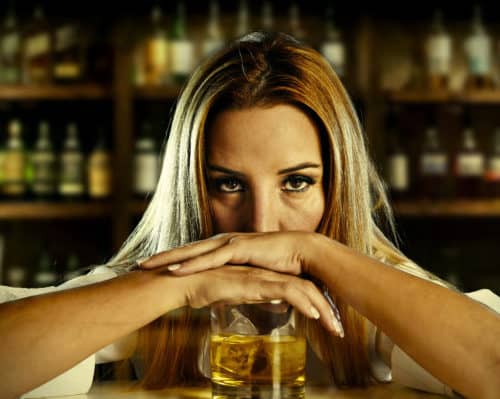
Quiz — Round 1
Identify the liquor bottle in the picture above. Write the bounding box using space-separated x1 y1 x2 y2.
2 119 27 198
320 3 345 80
5 264 26 287
87 128 112 199
32 249 57 288
425 10 451 90
52 19 85 83
63 252 81 281
201 0 225 59
234 0 250 38
0 7 21 84
31 120 57 199
385 111 409 200
464 5 494 90
133 122 159 197
419 122 449 199
22 5 52 85
168 1 195 83
288 2 306 42
261 1 274 32
59 123 85 200
455 120 484 198
485 128 500 197
143 6 169 86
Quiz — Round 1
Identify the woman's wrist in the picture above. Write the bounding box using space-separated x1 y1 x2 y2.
129 268 188 314
305 233 352 292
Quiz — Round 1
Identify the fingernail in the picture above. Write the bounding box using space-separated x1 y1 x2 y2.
136 257 151 267
310 306 320 320
167 264 181 271
270 299 283 304
330 309 345 338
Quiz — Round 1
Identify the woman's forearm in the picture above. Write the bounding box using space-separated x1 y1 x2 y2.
0 270 186 398
310 235 500 399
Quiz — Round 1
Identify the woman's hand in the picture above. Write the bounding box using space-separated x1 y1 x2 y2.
140 232 345 336
139 231 322 276
173 264 342 336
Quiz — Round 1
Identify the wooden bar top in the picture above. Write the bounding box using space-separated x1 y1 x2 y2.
55 382 446 398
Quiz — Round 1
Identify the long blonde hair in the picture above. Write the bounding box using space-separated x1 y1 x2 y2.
107 32 441 388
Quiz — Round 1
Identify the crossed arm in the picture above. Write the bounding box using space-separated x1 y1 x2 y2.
1 231 499 399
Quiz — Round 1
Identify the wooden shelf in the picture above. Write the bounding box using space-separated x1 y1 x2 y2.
385 89 500 104
134 85 182 100
0 84 112 100
0 201 113 220
393 199 500 217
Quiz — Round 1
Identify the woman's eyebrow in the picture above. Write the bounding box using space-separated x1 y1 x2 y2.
207 165 245 177
277 162 321 175
207 162 321 176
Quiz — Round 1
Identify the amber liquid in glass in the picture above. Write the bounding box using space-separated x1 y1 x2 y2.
211 334 306 399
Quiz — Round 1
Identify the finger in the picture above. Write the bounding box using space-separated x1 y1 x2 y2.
260 274 344 337
168 237 252 274
299 279 344 337
139 233 236 268
235 272 320 321
169 234 288 275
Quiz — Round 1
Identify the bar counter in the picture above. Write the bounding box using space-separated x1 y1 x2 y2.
51 382 446 398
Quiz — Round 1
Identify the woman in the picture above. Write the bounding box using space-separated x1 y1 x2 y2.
1 32 499 399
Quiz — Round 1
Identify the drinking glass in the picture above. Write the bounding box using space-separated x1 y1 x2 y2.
210 301 306 399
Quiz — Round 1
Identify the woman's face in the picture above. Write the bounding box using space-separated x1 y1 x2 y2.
206 104 325 233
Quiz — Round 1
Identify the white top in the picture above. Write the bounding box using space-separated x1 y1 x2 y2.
1 265 499 398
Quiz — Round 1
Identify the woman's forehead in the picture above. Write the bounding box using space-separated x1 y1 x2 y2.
205 104 323 172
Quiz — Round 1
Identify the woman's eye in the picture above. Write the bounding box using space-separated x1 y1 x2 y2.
283 175 315 192
214 177 244 193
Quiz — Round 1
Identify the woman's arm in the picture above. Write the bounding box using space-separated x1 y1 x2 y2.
0 264 331 399
0 270 180 398
145 232 500 399
309 234 500 399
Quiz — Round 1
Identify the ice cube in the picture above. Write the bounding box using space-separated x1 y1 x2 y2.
269 321 294 339
215 335 263 378
223 308 259 335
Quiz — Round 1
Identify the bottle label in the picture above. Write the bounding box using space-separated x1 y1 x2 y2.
54 63 81 79
421 154 447 175
25 33 50 58
485 157 500 181
34 271 57 287
388 154 409 191
55 25 76 51
60 152 84 195
1 66 20 83
134 154 159 194
3 152 25 181
1 33 20 55
464 35 491 75
456 154 484 176
88 153 112 197
321 43 345 76
32 152 57 194
3 151 26 195
169 40 195 75
427 35 451 75
202 39 224 58
147 38 169 68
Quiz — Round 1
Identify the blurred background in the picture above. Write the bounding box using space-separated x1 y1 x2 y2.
0 0 499 296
